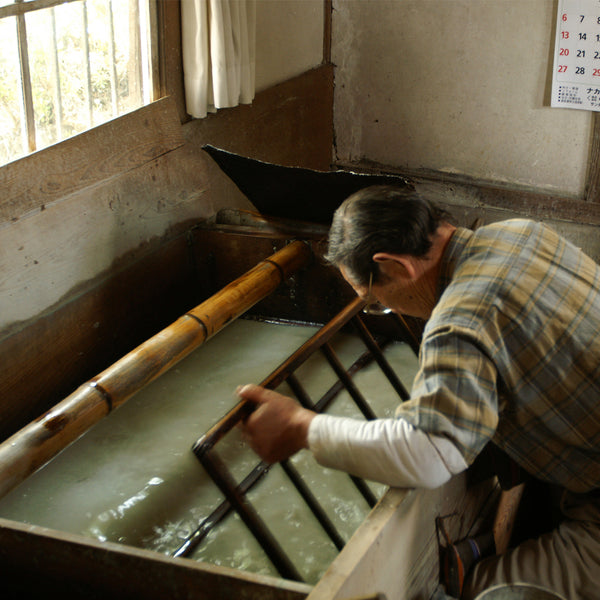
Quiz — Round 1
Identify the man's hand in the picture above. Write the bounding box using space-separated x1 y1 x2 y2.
237 384 316 463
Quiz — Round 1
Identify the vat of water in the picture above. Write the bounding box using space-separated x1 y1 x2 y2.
0 313 497 600
0 318 418 584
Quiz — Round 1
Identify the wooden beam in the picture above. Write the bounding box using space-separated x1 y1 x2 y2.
0 0 78 19
156 0 187 123
493 483 526 555
189 229 356 326
585 112 600 203
0 96 184 225
323 0 332 64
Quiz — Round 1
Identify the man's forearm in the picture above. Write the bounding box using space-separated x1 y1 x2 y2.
307 414 468 488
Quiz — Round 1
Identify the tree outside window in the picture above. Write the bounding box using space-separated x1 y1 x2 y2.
0 0 156 166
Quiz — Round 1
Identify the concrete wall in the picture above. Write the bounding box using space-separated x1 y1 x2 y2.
332 0 592 197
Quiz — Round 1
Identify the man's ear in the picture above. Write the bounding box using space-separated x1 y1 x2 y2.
372 252 417 279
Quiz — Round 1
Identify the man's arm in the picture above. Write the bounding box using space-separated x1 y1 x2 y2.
237 384 467 488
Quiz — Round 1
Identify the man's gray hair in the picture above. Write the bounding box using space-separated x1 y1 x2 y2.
325 185 451 286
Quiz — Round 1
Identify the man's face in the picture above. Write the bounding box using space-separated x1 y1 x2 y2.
339 261 433 320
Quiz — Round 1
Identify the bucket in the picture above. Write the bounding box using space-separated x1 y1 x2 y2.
475 584 567 600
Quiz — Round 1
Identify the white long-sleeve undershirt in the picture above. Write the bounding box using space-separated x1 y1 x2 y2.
307 414 468 489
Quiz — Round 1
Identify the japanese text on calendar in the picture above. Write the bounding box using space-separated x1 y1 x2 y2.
551 0 600 111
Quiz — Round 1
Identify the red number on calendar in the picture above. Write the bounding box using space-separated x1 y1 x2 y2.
560 48 570 56
562 31 570 39
562 13 567 21
558 65 568 73
593 69 600 76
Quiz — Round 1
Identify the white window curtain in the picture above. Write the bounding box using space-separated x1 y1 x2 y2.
181 0 256 119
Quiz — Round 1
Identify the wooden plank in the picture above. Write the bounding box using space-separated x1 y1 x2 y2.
0 139 250 333
157 0 188 123
493 483 525 555
189 229 356 326
337 160 600 226
0 96 184 225
185 64 335 172
307 475 496 600
323 0 332 64
0 517 312 600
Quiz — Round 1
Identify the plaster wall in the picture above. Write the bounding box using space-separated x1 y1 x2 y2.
255 0 325 91
332 0 592 197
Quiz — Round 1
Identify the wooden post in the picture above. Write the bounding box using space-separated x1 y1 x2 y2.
585 113 600 203
0 241 311 500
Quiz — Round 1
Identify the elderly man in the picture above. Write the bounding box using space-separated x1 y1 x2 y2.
237 185 600 599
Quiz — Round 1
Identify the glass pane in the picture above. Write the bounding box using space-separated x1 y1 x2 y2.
26 7 64 150
111 0 145 112
0 16 26 164
12 0 150 160
52 1 96 135
84 0 146 123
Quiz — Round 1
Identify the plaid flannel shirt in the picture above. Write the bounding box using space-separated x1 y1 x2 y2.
396 219 600 493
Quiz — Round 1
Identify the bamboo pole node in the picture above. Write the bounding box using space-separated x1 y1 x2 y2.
88 381 113 412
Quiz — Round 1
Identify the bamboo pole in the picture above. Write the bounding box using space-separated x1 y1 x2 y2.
0 241 312 500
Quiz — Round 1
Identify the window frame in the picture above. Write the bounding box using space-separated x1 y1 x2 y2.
0 0 160 161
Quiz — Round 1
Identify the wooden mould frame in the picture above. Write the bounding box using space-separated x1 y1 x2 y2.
185 297 411 581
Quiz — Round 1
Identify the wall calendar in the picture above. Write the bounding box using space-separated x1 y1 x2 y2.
551 0 600 111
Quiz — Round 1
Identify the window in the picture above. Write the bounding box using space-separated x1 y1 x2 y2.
0 0 157 166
